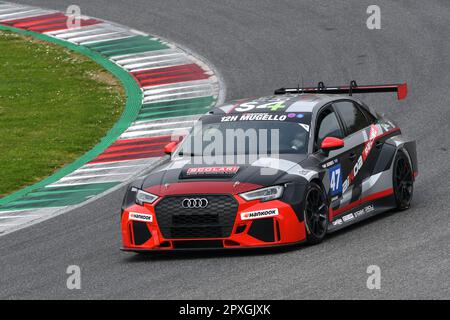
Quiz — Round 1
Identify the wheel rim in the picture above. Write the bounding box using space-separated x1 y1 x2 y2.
305 187 328 237
394 156 413 208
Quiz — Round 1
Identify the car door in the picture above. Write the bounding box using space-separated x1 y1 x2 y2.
313 105 349 205
333 100 375 207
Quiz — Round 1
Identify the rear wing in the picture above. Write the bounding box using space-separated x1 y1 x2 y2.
274 81 408 100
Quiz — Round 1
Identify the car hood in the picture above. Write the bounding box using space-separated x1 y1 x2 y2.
140 154 310 195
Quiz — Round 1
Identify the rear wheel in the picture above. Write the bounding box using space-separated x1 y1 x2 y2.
393 150 414 210
303 182 329 245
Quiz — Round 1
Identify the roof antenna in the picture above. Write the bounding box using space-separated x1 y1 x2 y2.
301 75 304 93
296 68 304 94
349 80 357 96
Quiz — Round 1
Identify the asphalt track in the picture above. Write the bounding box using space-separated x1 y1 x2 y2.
1 0 449 299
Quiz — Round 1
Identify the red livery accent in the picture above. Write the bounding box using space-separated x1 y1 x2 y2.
144 181 261 197
397 83 408 100
121 197 306 251
342 125 398 193
377 127 401 140
363 124 380 160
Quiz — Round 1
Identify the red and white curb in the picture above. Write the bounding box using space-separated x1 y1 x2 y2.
0 2 224 235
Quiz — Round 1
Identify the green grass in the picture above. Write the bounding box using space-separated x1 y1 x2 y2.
0 31 125 197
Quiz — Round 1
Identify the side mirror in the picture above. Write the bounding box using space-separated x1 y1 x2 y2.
321 137 344 152
164 141 179 155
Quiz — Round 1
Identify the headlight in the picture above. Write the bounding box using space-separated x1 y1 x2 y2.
136 190 159 205
239 185 284 202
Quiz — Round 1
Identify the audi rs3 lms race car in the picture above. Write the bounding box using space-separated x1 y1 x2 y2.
121 82 417 252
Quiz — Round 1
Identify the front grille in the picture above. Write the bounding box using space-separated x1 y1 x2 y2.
172 214 218 225
171 226 222 238
155 195 238 239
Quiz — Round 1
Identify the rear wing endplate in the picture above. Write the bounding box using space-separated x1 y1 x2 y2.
274 81 408 100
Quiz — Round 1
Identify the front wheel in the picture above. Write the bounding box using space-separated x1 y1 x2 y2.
303 182 329 245
393 150 414 210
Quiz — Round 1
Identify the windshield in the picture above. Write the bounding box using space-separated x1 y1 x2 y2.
176 113 311 157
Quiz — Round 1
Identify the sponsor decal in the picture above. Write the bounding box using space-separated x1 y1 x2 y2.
129 212 153 223
186 166 240 175
287 113 305 119
322 158 339 169
241 208 279 220
221 115 239 122
221 113 287 122
342 213 355 222
332 204 375 227
235 99 289 113
342 155 363 193
363 125 380 160
353 204 375 218
342 125 380 193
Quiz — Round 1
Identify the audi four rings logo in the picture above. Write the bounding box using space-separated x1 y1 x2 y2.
182 198 209 208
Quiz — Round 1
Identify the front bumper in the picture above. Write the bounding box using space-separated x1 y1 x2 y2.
121 195 306 251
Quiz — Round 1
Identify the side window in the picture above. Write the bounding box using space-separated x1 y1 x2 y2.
334 101 370 136
359 105 377 124
315 107 344 149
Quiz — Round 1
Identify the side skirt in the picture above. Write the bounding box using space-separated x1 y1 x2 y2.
327 195 396 233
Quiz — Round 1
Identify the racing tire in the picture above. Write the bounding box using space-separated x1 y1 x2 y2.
393 149 414 210
303 182 329 245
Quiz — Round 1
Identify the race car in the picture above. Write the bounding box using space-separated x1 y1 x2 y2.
121 81 417 252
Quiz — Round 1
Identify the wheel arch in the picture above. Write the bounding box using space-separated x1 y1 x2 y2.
386 136 418 180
